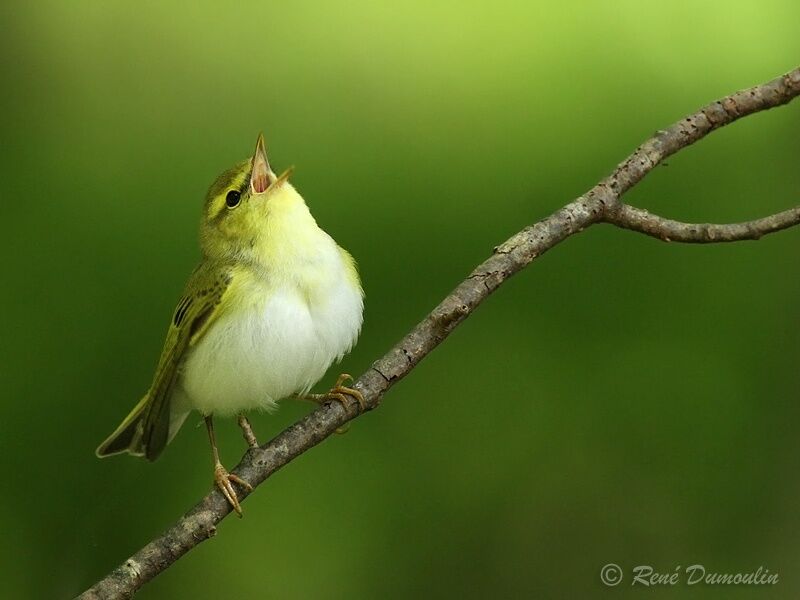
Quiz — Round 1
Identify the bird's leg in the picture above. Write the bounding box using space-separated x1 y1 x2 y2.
302 373 366 412
237 414 259 449
205 415 252 517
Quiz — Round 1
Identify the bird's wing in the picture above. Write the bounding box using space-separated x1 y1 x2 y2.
96 261 234 461
140 262 234 460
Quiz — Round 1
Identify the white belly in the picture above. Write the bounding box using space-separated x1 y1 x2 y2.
179 274 363 417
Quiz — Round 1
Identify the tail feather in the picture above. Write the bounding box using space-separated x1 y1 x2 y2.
95 395 149 458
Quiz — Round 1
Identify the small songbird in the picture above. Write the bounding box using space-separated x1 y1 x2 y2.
96 134 364 514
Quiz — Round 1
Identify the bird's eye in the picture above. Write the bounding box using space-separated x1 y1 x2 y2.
225 190 241 208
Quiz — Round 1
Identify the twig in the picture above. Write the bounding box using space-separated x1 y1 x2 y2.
78 67 800 600
604 204 800 242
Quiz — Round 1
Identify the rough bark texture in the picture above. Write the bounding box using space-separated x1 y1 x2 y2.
79 67 800 600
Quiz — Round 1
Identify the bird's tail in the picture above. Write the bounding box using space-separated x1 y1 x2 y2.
95 395 149 458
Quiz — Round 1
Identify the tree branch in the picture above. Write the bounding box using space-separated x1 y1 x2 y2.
79 67 800 600
604 204 800 243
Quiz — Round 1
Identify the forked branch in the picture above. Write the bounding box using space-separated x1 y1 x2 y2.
79 67 800 600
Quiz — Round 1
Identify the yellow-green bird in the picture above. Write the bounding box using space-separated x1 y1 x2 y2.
96 134 364 514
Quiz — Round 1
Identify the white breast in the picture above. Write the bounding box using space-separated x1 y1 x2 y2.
179 256 363 417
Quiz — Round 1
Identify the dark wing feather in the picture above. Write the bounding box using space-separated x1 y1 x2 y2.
138 263 232 460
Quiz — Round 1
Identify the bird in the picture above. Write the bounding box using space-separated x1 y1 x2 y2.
96 134 364 514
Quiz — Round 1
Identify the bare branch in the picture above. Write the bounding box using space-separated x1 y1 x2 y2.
605 204 800 243
79 67 800 600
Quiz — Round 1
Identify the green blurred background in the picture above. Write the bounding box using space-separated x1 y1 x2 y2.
2 1 799 598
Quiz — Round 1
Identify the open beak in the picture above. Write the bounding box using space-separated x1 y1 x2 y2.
250 133 273 194
273 166 294 188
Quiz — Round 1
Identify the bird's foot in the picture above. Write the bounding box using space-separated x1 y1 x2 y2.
303 374 365 412
214 462 253 517
296 374 364 434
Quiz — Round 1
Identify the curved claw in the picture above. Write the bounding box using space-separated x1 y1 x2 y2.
335 373 354 387
214 463 252 517
329 386 366 412
330 373 366 412
299 374 366 414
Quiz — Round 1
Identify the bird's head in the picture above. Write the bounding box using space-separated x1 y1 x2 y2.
200 134 301 261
